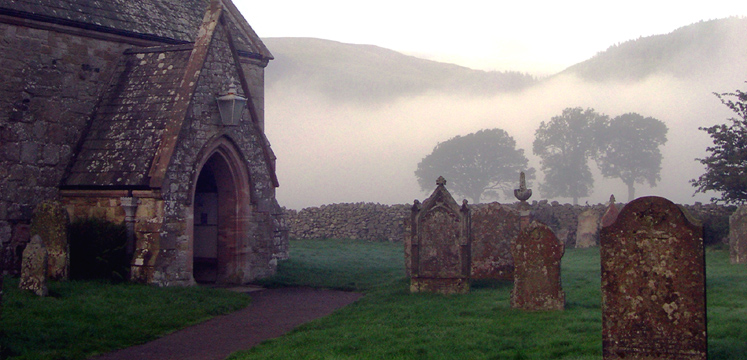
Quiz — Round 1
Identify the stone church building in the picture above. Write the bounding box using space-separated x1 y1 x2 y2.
0 0 288 286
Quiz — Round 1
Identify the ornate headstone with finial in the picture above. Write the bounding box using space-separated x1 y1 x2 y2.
514 171 532 229
407 176 471 294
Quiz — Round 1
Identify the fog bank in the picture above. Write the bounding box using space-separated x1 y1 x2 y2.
265 73 742 210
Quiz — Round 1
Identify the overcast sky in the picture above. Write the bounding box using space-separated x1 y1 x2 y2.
236 1 747 75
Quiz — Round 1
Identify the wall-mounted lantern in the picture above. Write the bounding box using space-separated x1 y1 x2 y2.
216 82 247 126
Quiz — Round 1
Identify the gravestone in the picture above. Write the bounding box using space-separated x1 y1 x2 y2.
575 208 601 248
403 201 418 277
30 201 70 280
408 177 471 294
470 203 519 280
600 195 620 228
600 196 706 360
510 221 565 310
19 235 48 296
729 204 747 264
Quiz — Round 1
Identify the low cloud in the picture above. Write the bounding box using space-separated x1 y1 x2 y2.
265 73 741 209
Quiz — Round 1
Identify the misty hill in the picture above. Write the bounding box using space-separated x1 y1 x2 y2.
561 17 747 82
263 17 747 103
262 37 537 103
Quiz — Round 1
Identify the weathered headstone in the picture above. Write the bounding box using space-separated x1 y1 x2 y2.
575 208 601 248
470 203 519 280
729 204 747 264
19 235 49 296
600 196 706 360
600 194 620 228
30 201 70 280
408 177 471 294
3 223 30 276
403 200 418 278
510 220 565 311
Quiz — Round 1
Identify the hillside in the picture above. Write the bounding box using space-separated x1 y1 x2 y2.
262 37 537 103
263 17 747 100
560 17 747 82
261 18 747 210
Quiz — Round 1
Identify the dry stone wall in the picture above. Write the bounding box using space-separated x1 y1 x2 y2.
284 201 735 246
284 203 410 242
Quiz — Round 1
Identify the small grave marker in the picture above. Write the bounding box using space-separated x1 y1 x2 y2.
19 234 48 296
30 201 70 280
575 208 601 248
510 221 565 311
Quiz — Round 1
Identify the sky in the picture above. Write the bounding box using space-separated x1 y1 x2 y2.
236 1 747 75
232 1 747 209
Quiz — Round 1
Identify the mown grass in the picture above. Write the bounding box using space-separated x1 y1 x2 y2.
230 239 747 360
254 238 405 291
0 279 251 360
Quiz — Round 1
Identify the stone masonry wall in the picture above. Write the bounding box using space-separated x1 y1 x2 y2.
0 22 132 273
284 203 411 242
285 201 736 246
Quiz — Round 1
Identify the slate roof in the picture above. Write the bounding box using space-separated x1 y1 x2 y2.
5 0 276 188
65 47 192 187
1 0 208 43
0 0 273 59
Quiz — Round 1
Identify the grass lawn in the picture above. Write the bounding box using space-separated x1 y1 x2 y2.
230 239 747 360
0 279 250 360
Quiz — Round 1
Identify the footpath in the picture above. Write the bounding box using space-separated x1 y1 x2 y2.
91 287 362 360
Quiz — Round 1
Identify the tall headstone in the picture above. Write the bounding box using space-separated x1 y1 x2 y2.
19 235 48 296
30 201 70 280
600 196 706 360
470 203 519 280
729 204 747 264
510 221 565 311
408 177 471 294
575 208 601 248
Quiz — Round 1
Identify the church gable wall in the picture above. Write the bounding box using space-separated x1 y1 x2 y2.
152 19 280 285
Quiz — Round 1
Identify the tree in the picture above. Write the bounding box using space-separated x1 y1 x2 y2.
691 84 747 204
415 128 534 203
595 113 668 201
533 107 608 205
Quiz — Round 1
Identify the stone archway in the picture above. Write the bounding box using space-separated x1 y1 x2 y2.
191 138 252 284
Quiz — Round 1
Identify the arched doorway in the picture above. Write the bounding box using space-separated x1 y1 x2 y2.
193 157 220 283
192 141 250 284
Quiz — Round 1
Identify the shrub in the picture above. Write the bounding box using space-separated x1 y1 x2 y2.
703 214 731 246
69 218 129 281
